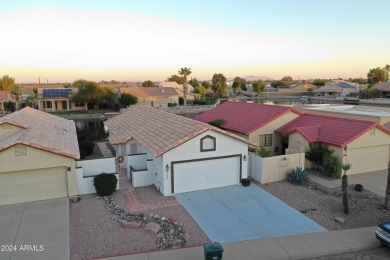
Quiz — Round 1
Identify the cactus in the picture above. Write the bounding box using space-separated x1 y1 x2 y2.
288 167 308 186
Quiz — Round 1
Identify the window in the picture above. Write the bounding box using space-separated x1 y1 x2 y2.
259 134 273 147
200 135 216 152
75 101 85 107
15 145 27 156
43 101 52 109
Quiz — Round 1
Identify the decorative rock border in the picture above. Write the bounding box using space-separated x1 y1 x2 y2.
103 197 189 249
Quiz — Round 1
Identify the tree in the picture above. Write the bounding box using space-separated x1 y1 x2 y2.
341 163 352 214
142 80 154 87
232 77 242 92
196 85 207 98
189 78 199 88
167 74 184 84
0 75 15 91
119 93 137 107
384 163 390 210
252 80 266 94
201 81 211 89
281 76 294 85
351 78 367 84
271 80 287 88
312 79 327 86
178 67 192 106
71 79 113 110
367 64 390 86
361 86 380 99
211 73 227 97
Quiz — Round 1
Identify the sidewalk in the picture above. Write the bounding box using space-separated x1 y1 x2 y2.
100 226 380 260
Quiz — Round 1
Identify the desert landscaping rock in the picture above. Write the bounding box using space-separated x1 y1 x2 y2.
183 233 191 241
145 222 161 234
121 221 141 229
335 217 345 224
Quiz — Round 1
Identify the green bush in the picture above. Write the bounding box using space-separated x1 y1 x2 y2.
93 173 118 197
354 184 364 192
79 148 87 159
322 154 341 178
167 102 177 107
209 119 225 128
192 99 207 105
305 143 333 169
79 140 94 155
288 167 308 186
257 147 271 157
179 97 184 105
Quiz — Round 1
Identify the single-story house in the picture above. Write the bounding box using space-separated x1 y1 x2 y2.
275 114 390 175
158 81 198 101
315 81 358 97
119 87 180 107
0 107 80 206
372 81 390 98
37 88 88 112
0 91 16 113
105 105 253 196
195 101 303 154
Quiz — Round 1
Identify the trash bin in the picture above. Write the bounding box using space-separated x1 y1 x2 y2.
242 178 251 187
203 242 223 260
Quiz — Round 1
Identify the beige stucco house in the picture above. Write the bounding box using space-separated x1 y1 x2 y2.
119 87 180 107
0 107 80 206
37 88 88 112
276 114 390 175
196 101 303 154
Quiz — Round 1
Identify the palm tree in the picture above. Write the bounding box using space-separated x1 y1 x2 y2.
384 163 390 210
341 163 352 214
178 67 192 106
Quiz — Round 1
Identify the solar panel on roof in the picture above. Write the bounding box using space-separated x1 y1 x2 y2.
42 89 72 98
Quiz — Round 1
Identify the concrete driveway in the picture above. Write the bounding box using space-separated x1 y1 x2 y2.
176 185 326 243
0 198 69 260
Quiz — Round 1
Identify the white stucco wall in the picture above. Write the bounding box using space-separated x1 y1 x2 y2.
76 158 116 177
162 130 249 196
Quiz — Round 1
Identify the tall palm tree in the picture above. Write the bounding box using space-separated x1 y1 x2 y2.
384 163 390 210
178 67 192 106
341 163 352 214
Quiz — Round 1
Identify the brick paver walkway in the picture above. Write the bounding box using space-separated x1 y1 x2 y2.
119 169 180 213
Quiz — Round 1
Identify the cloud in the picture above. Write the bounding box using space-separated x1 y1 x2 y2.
0 7 339 70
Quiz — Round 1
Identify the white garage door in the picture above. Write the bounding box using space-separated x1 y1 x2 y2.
0 167 68 206
172 156 240 194
347 145 389 175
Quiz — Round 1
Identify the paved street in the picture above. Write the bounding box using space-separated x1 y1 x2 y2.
303 246 390 260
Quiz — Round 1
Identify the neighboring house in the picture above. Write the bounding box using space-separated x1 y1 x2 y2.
119 87 179 107
195 101 303 154
0 107 80 206
159 81 198 101
37 88 87 112
372 82 390 98
0 91 15 113
275 114 390 175
315 81 358 97
105 105 252 196
278 83 316 92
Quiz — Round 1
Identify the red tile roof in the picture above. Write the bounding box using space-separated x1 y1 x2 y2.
105 106 254 157
195 101 303 135
0 107 80 159
276 114 390 147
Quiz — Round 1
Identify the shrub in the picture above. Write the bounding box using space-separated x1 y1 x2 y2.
322 154 341 178
167 102 177 107
209 119 225 128
79 140 95 155
79 148 87 159
192 99 207 105
305 143 333 169
257 147 271 157
288 167 309 186
93 173 118 197
354 184 364 192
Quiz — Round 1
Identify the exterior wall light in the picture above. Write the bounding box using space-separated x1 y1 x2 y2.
243 155 247 161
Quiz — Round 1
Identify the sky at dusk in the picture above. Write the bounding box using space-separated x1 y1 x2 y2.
1 0 390 83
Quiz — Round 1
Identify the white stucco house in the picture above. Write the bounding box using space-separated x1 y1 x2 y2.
105 106 254 196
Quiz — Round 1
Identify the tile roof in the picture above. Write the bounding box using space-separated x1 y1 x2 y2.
195 101 303 135
159 82 195 92
275 114 390 147
373 82 390 91
120 87 179 98
0 91 12 102
105 106 253 157
0 107 79 159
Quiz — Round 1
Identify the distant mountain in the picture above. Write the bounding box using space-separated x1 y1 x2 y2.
226 75 273 81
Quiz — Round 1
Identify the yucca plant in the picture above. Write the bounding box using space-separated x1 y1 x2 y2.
288 167 308 186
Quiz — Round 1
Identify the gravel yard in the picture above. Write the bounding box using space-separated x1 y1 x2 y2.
70 187 209 260
260 179 390 230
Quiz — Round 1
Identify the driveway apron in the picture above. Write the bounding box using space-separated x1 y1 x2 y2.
176 185 326 243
